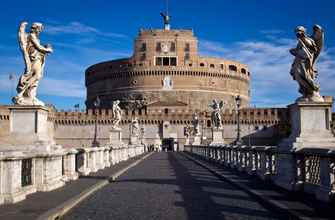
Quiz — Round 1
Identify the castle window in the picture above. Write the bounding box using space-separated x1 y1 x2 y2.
163 57 169 66
184 53 190 61
170 57 177 66
164 108 169 114
207 120 211 127
156 57 162 66
210 64 215 68
241 68 246 74
189 63 192 67
156 42 161 52
185 43 190 52
140 53 146 61
155 56 177 66
229 65 237 72
220 64 224 69
170 42 176 52
140 42 146 52
200 63 205 67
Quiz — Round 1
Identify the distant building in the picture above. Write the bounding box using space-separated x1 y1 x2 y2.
85 25 250 111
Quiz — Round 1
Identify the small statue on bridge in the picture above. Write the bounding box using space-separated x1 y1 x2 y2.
111 100 122 129
131 117 140 137
13 22 53 106
290 24 324 102
209 100 224 129
192 113 201 136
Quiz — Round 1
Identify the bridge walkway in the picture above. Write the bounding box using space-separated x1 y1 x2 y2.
62 152 316 220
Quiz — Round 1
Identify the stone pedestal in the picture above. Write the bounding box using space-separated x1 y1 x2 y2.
130 136 140 145
276 100 335 191
6 106 55 148
280 101 335 150
192 135 201 145
210 129 224 146
110 129 122 144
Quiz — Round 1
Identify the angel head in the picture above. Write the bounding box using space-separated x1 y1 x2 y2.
31 22 44 34
295 26 306 39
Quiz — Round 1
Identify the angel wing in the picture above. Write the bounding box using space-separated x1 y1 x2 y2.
18 21 31 74
312 24 324 66
219 101 224 110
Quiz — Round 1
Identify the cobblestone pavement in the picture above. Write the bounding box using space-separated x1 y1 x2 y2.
62 152 289 220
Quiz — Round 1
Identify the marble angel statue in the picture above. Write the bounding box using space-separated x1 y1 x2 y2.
131 117 140 137
192 113 201 136
13 22 53 106
111 100 122 129
289 25 324 102
209 100 224 129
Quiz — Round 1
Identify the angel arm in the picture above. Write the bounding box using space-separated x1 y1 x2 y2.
30 34 53 54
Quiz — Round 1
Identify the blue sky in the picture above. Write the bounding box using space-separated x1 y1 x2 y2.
0 0 334 110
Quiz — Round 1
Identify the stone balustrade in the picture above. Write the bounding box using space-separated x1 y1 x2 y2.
0 144 145 205
184 144 335 202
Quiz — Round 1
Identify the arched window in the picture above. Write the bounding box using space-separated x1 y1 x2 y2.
200 63 205 67
229 65 237 72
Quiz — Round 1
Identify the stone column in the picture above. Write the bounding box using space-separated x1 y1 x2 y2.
63 149 79 181
88 148 98 173
34 152 65 192
77 148 91 176
1 154 29 203
104 146 111 168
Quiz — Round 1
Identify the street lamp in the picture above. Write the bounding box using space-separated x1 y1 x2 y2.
235 95 242 145
92 96 101 147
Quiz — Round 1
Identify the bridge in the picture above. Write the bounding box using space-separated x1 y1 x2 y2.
1 149 334 220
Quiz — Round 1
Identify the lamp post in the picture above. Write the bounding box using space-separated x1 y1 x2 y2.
235 95 241 145
92 96 101 147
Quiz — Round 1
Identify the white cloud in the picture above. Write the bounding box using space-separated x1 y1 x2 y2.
39 77 85 98
0 74 85 98
199 35 335 107
44 21 129 39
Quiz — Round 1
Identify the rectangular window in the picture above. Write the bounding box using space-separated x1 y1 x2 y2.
140 53 146 61
170 42 176 52
156 57 162 66
185 43 190 52
156 42 161 52
140 43 146 52
163 57 170 66
184 53 190 60
170 57 177 66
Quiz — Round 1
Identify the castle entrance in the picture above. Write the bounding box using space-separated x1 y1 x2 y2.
162 138 174 151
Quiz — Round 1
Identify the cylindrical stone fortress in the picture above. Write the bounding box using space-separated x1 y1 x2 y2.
86 29 250 110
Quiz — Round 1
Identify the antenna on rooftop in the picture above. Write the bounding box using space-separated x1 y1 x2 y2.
160 0 171 30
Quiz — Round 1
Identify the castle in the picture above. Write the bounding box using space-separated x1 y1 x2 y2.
0 16 294 150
